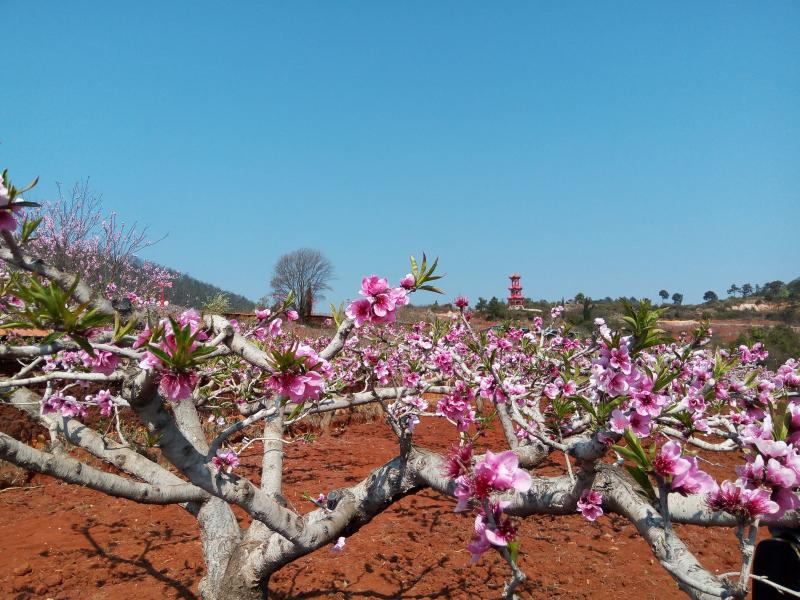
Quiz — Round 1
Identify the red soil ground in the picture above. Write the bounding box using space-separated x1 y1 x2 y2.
0 415 759 600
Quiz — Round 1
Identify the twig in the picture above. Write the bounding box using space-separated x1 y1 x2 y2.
719 571 800 599
0 484 45 494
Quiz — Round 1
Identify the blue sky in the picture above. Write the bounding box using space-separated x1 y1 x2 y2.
3 2 798 307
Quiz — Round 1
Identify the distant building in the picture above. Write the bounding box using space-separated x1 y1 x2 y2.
508 274 524 310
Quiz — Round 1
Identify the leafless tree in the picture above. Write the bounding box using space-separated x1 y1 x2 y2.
268 248 333 319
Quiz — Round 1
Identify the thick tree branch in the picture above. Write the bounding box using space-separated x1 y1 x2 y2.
0 234 117 316
0 432 206 503
8 388 190 490
601 467 730 599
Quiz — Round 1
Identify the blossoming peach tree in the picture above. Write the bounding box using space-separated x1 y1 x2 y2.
0 169 799 599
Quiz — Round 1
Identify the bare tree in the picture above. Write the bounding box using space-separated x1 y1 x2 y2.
268 248 333 319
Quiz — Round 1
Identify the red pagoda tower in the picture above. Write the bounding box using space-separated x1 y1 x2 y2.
508 274 524 310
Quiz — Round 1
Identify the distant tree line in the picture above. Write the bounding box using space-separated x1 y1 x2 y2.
725 279 800 301
658 277 800 307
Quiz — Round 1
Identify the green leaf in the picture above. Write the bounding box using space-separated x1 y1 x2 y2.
287 401 306 421
39 331 65 345
507 540 520 564
625 465 657 500
70 334 95 355
146 344 174 366
20 217 42 244
10 200 41 208
417 285 444 294
653 367 679 392
622 428 651 468
612 444 643 465
571 396 597 419
770 399 789 442
18 175 39 193
0 321 33 329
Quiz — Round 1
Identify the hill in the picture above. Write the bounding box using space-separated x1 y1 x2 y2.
165 270 255 311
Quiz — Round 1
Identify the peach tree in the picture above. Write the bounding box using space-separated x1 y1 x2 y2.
0 169 798 600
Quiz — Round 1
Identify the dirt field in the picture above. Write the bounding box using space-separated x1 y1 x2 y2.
0 413 759 600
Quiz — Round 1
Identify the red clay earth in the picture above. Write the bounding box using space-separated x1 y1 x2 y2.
0 414 761 600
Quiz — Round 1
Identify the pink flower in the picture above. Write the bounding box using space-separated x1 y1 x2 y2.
453 475 475 512
400 274 415 289
607 372 631 397
0 203 21 232
444 444 473 480
433 351 454 375
80 349 119 376
454 296 469 309
651 440 715 494
577 489 604 521
287 310 299 321
139 351 163 370
3 295 24 309
255 308 271 320
42 392 65 414
467 501 516 563
331 536 346 552
736 454 765 485
268 318 283 337
632 391 666 418
437 393 476 432
766 458 797 488
132 327 153 349
58 396 87 419
371 292 396 318
94 389 114 417
754 438 790 459
773 487 800 517
609 409 629 434
268 370 325 403
159 371 199 401
654 441 687 477
403 371 421 388
347 276 409 327
345 298 373 327
629 412 652 437
609 347 632 375
672 456 716 495
360 275 390 297
466 525 492 563
473 450 532 495
707 480 779 520
212 449 240 474
543 383 560 400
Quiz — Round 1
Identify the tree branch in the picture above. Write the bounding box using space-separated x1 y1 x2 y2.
0 432 206 504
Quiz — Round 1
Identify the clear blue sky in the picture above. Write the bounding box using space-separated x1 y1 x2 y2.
3 2 798 306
